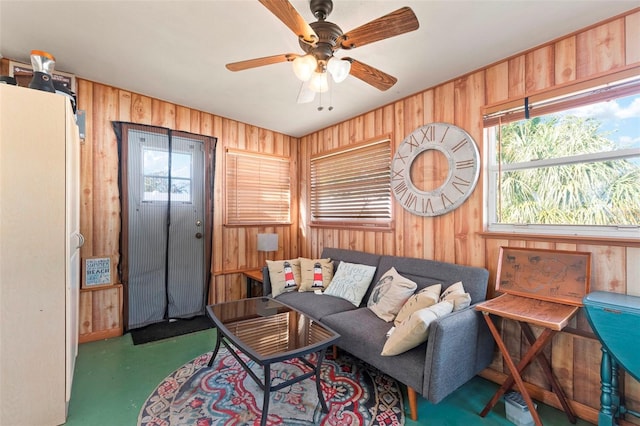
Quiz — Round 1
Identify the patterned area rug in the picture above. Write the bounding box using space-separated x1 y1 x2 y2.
138 348 405 426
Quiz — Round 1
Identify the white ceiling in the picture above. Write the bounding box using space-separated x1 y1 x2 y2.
1 1 638 137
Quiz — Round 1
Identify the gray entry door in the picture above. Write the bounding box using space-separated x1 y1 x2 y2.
127 129 206 329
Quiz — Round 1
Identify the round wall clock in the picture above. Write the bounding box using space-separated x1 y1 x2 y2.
391 122 480 216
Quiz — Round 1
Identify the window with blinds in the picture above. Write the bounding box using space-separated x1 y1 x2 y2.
310 137 392 228
225 149 291 225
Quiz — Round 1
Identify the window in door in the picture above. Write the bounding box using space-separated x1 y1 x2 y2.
142 148 193 203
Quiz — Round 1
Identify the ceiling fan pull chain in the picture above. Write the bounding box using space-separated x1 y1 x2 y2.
317 89 323 111
328 78 334 111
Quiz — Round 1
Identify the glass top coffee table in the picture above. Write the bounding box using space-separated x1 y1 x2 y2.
206 297 340 426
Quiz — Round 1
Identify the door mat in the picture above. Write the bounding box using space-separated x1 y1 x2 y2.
130 316 213 345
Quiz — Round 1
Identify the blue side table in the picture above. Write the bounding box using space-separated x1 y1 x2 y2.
584 291 640 425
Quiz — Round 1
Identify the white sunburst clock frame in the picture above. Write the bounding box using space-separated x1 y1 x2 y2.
391 122 480 216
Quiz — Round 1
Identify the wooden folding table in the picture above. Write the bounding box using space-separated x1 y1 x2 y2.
476 293 579 426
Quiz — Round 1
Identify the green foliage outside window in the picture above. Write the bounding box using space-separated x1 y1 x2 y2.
496 116 640 226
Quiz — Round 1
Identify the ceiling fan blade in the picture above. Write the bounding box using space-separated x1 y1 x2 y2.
258 0 318 44
339 7 419 50
346 58 397 91
297 82 316 104
226 53 298 71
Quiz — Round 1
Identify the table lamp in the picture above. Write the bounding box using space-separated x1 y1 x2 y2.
257 233 278 260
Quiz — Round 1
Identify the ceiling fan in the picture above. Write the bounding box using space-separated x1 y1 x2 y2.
226 0 420 102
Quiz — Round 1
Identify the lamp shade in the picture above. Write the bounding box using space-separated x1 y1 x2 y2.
257 233 278 252
309 72 329 93
327 57 351 83
292 54 317 82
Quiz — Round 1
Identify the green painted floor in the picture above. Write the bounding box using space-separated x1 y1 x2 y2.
66 329 593 425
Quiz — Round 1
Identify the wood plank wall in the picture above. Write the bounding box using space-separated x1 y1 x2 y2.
72 81 300 306
298 9 640 425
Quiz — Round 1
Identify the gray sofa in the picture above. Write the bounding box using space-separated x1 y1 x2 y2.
262 247 494 420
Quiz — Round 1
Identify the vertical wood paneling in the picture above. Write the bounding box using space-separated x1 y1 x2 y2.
625 373 640 425
508 56 526 98
555 36 577 85
526 45 555 93
454 71 485 268
131 94 152 124
627 11 640 65
118 91 132 121
175 105 191 132
552 332 574 400
573 337 602 409
628 247 640 297
151 98 175 128
589 245 626 293
403 94 424 258
91 84 120 257
485 61 509 105
433 82 455 263
576 18 625 78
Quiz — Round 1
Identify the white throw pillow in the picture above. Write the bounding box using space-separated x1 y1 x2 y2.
394 283 442 326
381 301 454 356
324 261 377 306
266 259 301 297
440 281 472 311
367 267 417 322
298 258 333 292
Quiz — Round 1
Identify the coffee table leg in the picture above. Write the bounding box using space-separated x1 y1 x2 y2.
207 329 222 367
316 348 329 413
261 363 271 426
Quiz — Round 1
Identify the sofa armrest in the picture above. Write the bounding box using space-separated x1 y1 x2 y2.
422 304 495 403
261 266 272 296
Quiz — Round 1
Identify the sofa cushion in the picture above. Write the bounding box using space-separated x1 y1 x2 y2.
367 267 417 322
322 307 426 392
376 255 489 305
394 283 442 326
298 258 333 292
382 301 454 356
324 261 377 306
266 259 302 297
439 281 472 311
274 291 357 320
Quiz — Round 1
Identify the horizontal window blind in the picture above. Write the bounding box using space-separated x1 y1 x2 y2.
310 138 391 225
225 149 290 225
484 72 640 127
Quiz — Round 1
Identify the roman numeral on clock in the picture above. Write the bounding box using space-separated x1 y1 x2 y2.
391 168 405 182
441 193 453 209
451 175 471 194
403 192 417 211
452 138 468 152
393 180 408 198
456 159 476 169
421 125 436 142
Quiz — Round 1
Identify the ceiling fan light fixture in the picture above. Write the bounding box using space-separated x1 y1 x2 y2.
309 71 329 93
327 57 350 83
292 54 317 81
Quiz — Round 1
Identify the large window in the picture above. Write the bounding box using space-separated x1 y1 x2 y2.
484 73 640 238
310 137 392 228
225 149 291 225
